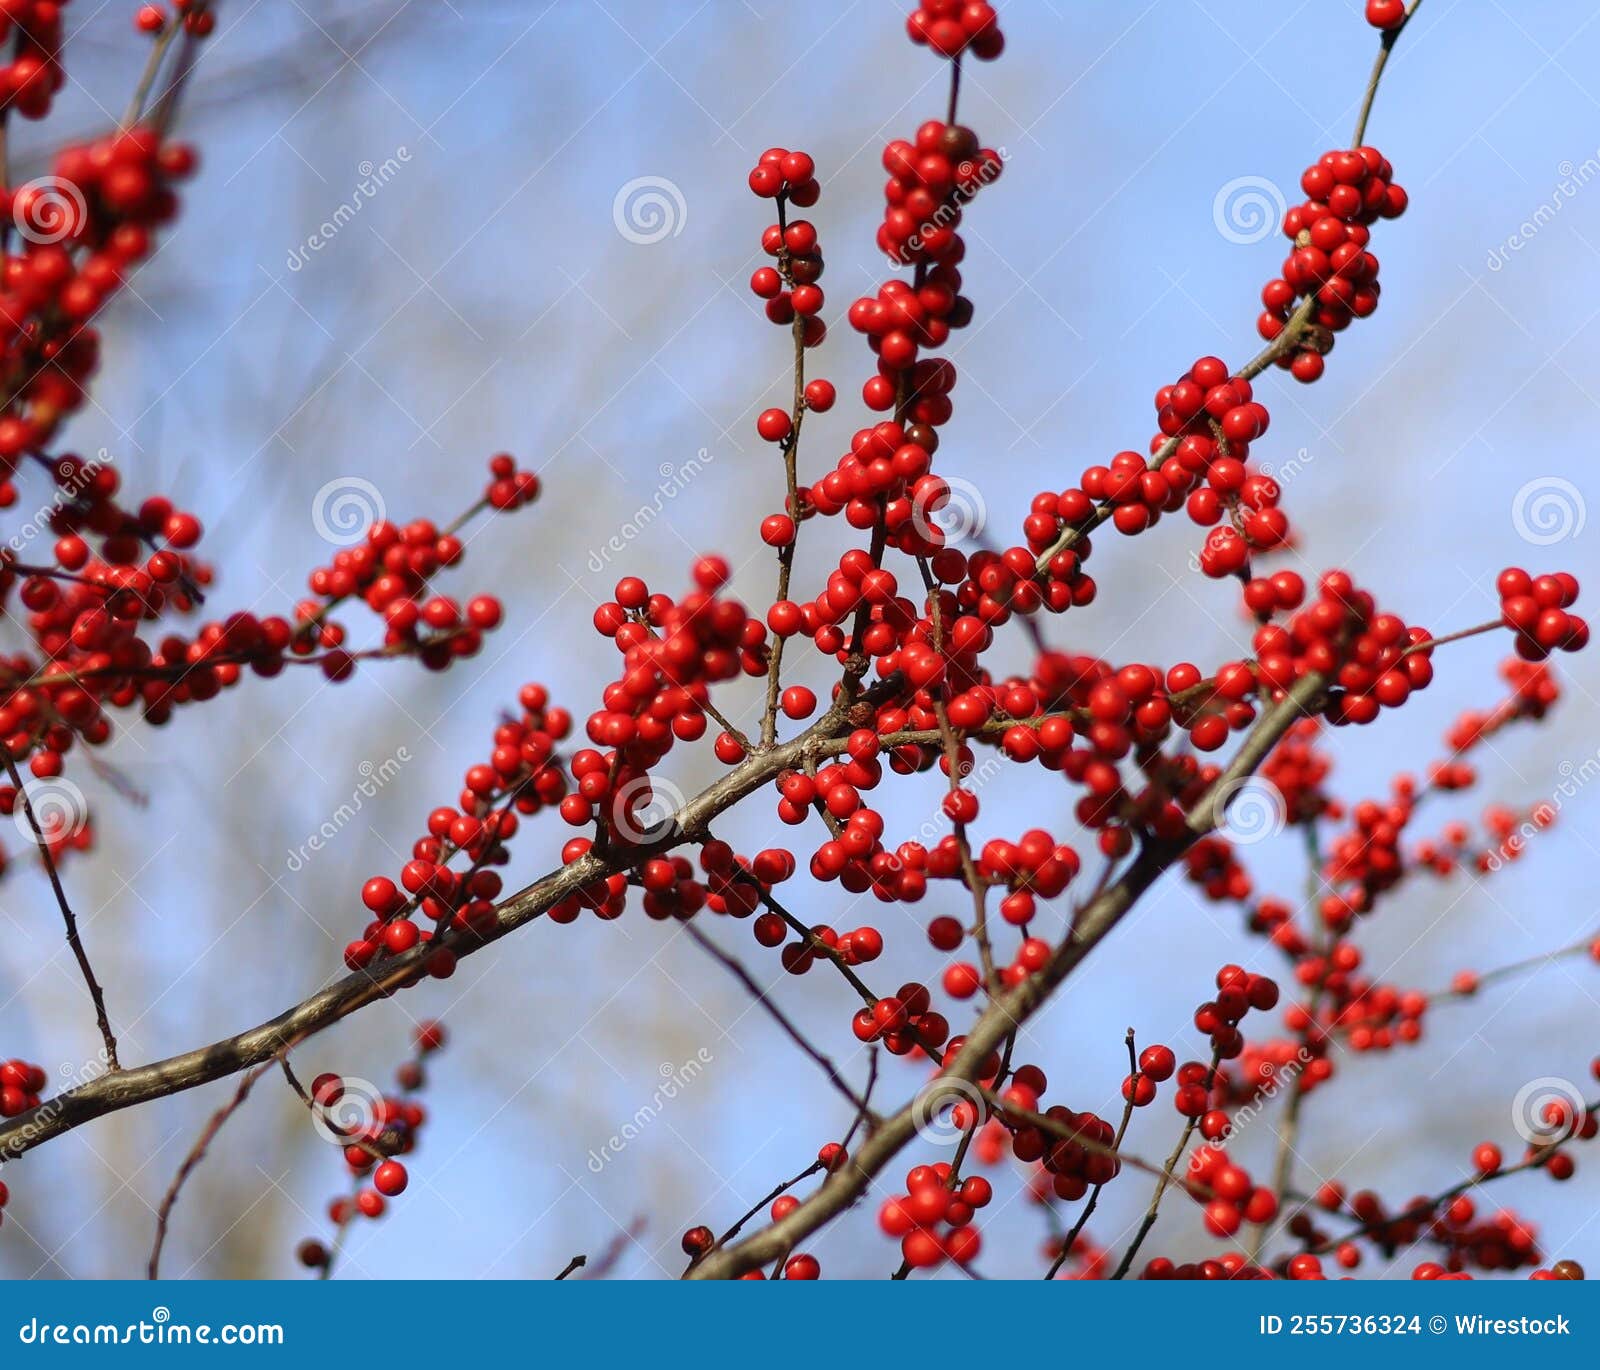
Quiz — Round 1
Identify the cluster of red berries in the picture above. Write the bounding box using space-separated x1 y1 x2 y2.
1185 835 1255 906
769 914 886 974
1017 374 1287 607
1334 978 1428 1054
694 839 774 921
302 533 490 668
1151 358 1284 551
0 1061 41 1217
1257 717 1333 823
1186 1145 1279 1238
134 1 213 36
1253 570 1432 724
483 451 541 512
1412 802 1553 878
1260 147 1407 383
1277 933 1424 1058
296 1021 443 1271
1496 567 1587 661
0 1057 45 1119
975 1060 1116 1204
348 685 570 973
1189 966 1281 1077
747 150 827 352
0 453 534 878
1293 664 1564 944
1222 1034 1333 1106
1016 146 1403 603
846 114 998 454
0 128 194 474
878 1161 989 1268
0 0 70 120
850 981 947 1056
971 829 1080 929
853 124 997 381
1118 1042 1175 1108
168 462 520 690
905 0 1003 59
577 560 765 836
1 467 207 746
1434 660 1561 792
783 420 939 557
1310 1181 1545 1276
746 147 820 207
1319 795 1413 930
17 132 190 325
772 733 907 889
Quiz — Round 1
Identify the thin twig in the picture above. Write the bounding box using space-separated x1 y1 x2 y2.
1047 1028 1138 1278
123 14 185 128
759 191 811 749
2 747 119 1069
680 919 874 1119
1292 1096 1599 1263
147 1061 272 1279
1110 1046 1225 1280
1353 0 1425 148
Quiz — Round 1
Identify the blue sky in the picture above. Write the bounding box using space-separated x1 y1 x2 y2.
0 0 1596 1279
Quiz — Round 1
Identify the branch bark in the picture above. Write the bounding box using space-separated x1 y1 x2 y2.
0 691 879 1161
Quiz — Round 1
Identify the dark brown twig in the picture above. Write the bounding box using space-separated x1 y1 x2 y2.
680 919 873 1119
1046 1028 1139 1279
1353 0 1425 148
146 1060 272 1279
1110 1046 1225 1280
2 746 119 1070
